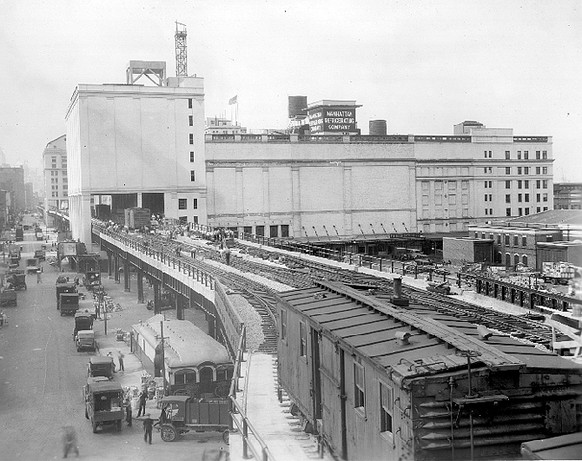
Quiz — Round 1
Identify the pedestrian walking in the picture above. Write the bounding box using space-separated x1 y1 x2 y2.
143 414 153 444
61 425 79 458
137 389 148 417
124 395 132 427
117 350 125 371
36 269 42 284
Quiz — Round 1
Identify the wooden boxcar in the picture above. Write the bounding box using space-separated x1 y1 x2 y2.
132 314 233 398
277 281 582 461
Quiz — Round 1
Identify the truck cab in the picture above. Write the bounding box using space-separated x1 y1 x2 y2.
84 380 124 433
87 356 115 379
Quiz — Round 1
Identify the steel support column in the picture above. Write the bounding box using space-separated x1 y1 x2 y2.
176 294 184 320
137 270 144 303
153 282 160 315
123 259 130 292
107 251 113 278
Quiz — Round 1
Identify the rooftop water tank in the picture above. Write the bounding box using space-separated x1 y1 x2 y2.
288 96 308 119
369 119 387 136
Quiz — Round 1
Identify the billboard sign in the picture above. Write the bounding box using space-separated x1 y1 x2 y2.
308 107 357 133
59 242 78 257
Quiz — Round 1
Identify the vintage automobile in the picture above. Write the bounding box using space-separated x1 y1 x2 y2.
83 271 101 291
87 356 115 379
6 273 26 291
0 289 17 307
76 330 97 352
59 292 80 316
84 379 124 433
74 311 94 338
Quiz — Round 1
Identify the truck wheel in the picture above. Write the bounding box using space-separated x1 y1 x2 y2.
160 424 177 442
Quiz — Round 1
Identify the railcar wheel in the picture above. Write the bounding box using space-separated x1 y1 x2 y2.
160 424 177 442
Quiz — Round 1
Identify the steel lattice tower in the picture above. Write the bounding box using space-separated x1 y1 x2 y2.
175 21 188 77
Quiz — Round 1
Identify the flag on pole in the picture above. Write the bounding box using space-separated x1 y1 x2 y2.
228 95 238 105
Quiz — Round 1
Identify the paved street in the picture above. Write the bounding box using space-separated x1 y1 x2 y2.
0 233 227 460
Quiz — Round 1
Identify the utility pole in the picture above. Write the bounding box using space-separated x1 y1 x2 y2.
160 319 167 396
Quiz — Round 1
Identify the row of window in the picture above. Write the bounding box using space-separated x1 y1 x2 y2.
485 150 548 160
505 206 548 216
178 198 198 210
504 193 549 203
505 179 548 189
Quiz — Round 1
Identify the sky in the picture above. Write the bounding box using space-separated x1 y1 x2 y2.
0 0 581 181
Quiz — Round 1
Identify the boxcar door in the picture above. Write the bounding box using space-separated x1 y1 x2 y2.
319 336 347 459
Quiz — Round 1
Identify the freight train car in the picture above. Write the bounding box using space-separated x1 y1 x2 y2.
276 280 582 461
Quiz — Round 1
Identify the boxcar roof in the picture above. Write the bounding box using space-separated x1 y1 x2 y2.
278 282 582 380
133 314 232 368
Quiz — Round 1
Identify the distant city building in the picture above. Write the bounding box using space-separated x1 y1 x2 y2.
205 117 247 135
205 120 554 239
24 182 34 209
0 166 25 213
554 182 582 210
65 61 207 244
42 134 68 212
469 210 582 270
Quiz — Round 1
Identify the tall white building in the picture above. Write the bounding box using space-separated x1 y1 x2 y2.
42 134 68 213
65 61 207 245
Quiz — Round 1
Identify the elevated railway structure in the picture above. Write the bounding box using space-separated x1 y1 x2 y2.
92 222 573 360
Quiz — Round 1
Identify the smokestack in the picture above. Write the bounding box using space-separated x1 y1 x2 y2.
391 277 409 307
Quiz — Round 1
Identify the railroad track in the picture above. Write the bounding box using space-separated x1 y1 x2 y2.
118 232 567 352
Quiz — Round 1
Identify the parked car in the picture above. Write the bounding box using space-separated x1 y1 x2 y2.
76 330 97 352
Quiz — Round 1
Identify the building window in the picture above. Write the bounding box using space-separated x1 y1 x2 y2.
485 209 488 215
354 363 365 410
536 193 541 202
542 150 547 159
517 167 522 175
536 151 541 159
522 236 527 246
188 98 192 109
484 194 488 202
536 167 540 175
505 194 511 203
178 199 187 210
505 180 511 189
190 171 196 182
518 180 522 189
178 216 188 225
518 194 522 203
524 151 529 160
525 193 529 202
299 322 307 357
506 167 511 175
193 216 198 224
524 167 529 175
542 180 548 189
537 207 541 213
543 167 548 175
255 225 265 236
536 180 541 189
506 208 511 217
504 235 510 245
190 151 195 162
193 198 198 210
281 225 289 238
505 151 510 159
517 151 522 160
280 309 287 340
524 208 530 215
524 180 529 188
518 208 523 216
543 193 548 202
189 133 194 144
270 225 278 238
243 226 252 235
189 115 193 126
379 381 393 436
